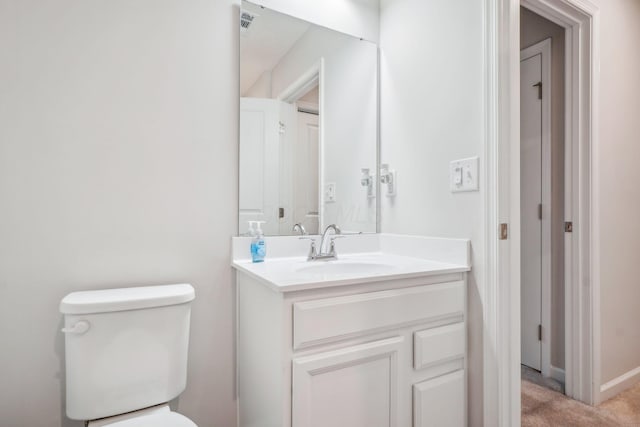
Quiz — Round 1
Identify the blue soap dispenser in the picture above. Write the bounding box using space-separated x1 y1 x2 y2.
251 221 266 263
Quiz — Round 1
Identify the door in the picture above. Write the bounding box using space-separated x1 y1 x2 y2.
239 98 281 235
520 39 551 372
521 49 542 371
293 110 319 234
413 370 465 427
276 103 319 235
292 337 403 427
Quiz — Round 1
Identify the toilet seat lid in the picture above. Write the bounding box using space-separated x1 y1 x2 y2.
99 411 196 427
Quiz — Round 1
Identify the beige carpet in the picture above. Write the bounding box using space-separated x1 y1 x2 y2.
600 383 640 426
522 379 640 426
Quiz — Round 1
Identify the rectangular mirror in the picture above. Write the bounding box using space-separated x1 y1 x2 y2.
239 1 378 236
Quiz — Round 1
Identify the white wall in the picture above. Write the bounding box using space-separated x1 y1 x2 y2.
593 0 640 391
270 26 378 233
379 0 485 424
520 7 565 372
0 1 379 426
245 70 273 98
256 0 379 42
0 1 238 426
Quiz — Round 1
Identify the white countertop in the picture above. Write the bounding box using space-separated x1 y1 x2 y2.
233 252 469 292
231 234 471 293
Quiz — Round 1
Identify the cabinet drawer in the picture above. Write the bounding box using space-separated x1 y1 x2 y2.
414 322 465 370
293 281 464 349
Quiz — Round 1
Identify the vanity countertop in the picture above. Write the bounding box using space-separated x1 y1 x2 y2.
232 252 469 292
231 234 471 293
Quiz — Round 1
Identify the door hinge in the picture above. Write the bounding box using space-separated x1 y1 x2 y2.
533 81 542 100
538 204 542 220
499 223 508 240
279 207 285 219
538 324 542 341
565 221 573 232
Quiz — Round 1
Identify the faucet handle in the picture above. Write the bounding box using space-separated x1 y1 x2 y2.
327 236 344 257
299 237 318 260
298 236 317 247
329 235 345 246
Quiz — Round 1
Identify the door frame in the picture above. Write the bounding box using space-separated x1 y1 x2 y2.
520 38 552 379
277 59 326 231
484 0 600 425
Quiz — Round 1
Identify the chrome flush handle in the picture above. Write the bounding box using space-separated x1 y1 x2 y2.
61 320 90 335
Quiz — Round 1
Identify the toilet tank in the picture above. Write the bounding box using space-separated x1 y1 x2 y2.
60 284 195 421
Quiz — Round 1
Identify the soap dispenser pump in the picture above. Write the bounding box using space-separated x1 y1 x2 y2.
246 221 256 237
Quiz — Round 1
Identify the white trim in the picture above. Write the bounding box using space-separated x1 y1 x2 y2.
482 0 519 424
483 0 523 423
520 38 552 379
487 0 600 424
482 0 498 420
277 62 320 103
317 60 326 231
550 365 566 384
600 366 640 402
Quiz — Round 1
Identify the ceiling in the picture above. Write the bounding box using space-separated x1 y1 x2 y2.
240 2 311 95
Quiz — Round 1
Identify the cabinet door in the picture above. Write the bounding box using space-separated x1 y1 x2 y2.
413 370 465 427
292 336 404 427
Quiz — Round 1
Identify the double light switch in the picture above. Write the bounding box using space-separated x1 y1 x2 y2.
450 157 479 192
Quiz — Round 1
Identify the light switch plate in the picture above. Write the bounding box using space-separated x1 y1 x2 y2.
450 157 479 192
324 182 336 202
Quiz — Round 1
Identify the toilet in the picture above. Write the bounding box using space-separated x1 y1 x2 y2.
60 283 197 426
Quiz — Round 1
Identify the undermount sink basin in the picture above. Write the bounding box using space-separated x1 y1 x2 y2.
295 261 397 276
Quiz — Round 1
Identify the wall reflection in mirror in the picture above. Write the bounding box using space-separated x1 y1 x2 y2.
239 1 378 236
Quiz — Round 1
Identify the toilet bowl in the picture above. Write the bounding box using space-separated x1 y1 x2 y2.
60 284 197 426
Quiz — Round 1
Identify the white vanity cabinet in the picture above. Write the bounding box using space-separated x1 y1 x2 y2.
236 271 468 427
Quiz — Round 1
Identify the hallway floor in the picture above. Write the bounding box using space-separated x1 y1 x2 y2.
521 365 564 394
522 379 640 426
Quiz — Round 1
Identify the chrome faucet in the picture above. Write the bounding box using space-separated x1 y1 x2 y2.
301 224 342 261
319 224 341 253
292 223 307 235
299 224 344 261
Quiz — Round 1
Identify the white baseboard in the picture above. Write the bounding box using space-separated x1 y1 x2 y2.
600 365 640 402
550 365 565 384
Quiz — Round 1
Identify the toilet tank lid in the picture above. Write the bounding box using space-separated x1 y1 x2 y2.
60 284 195 314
